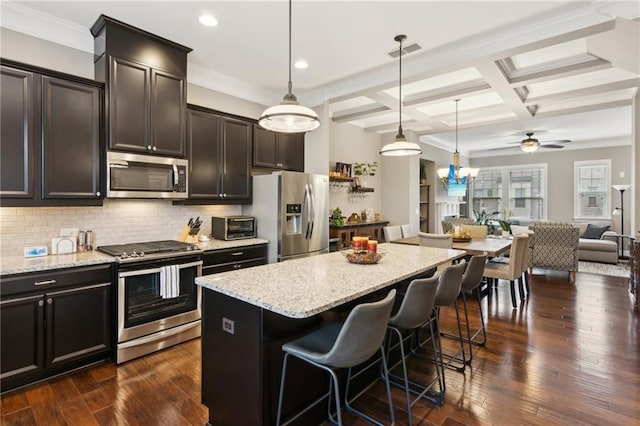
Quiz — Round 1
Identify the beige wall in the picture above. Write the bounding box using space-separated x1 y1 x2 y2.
470 145 633 232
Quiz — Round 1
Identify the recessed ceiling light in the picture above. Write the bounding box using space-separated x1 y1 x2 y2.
199 14 218 27
294 59 308 69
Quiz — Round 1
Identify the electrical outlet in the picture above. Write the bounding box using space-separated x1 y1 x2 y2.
222 317 235 335
60 228 79 237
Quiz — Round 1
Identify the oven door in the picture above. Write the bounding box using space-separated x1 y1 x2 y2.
117 259 202 343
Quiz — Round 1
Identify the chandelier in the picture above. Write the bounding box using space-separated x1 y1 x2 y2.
437 99 479 185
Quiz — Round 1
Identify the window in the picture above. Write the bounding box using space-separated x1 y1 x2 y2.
574 160 610 220
471 164 547 222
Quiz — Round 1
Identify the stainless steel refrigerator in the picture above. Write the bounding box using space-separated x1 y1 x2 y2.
244 171 329 263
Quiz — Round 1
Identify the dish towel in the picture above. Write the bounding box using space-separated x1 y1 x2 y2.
159 265 181 299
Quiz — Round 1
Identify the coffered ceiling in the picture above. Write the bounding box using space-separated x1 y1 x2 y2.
2 1 639 157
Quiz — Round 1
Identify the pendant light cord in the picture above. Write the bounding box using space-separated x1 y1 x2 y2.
287 0 293 97
398 37 403 135
455 99 459 153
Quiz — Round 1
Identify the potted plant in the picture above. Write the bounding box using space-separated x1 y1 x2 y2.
353 162 378 188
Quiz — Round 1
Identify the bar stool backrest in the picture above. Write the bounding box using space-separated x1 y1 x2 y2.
389 275 439 330
321 289 396 368
435 260 466 306
461 252 488 292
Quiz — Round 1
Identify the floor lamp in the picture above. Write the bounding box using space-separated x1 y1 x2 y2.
612 184 631 235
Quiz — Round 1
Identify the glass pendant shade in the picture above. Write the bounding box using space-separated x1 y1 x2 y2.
259 0 319 134
258 100 320 133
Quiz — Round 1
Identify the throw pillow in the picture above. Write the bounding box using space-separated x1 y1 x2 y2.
582 224 610 239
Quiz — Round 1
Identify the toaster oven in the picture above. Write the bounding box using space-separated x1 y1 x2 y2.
211 216 256 240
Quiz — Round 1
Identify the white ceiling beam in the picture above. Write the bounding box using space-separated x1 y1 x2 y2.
403 80 493 107
363 120 420 134
331 104 390 123
534 99 632 118
586 17 640 75
523 78 640 106
507 58 612 86
475 61 532 120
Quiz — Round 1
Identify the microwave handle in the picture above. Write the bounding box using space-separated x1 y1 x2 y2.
172 164 179 191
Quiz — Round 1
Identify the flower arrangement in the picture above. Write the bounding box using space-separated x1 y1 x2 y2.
498 208 513 232
473 208 499 226
353 162 378 177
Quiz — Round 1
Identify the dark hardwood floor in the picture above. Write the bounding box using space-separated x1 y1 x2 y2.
2 269 638 425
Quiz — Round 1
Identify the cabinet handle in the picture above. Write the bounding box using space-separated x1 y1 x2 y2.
96 191 101 197
47 298 53 305
231 252 244 256
35 279 56 286
38 300 44 307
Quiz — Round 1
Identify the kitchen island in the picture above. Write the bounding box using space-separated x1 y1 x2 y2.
196 243 465 425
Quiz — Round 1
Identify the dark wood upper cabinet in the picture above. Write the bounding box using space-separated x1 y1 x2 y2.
0 66 35 199
91 15 191 158
186 106 252 204
253 125 304 172
42 76 101 200
0 60 103 207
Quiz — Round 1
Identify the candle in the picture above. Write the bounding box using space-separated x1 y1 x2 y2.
367 240 378 254
352 237 363 251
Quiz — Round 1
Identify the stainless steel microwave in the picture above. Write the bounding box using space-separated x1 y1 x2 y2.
107 152 188 199
212 216 256 240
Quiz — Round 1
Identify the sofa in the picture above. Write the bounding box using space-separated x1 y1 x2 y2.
573 222 619 264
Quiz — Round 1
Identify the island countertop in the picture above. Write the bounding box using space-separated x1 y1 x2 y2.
196 243 465 319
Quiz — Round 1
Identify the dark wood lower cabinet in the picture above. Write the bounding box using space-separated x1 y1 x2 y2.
0 265 113 392
202 244 267 275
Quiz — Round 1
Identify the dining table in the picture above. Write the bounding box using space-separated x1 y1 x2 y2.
393 235 512 257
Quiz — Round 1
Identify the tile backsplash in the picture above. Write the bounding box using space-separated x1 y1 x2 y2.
0 200 240 258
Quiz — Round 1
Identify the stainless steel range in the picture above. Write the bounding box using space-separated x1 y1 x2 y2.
98 240 203 363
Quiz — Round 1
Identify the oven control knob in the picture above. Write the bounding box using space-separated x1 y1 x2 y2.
120 252 128 259
139 251 145 257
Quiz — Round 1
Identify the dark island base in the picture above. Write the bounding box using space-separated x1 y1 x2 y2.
200 271 433 425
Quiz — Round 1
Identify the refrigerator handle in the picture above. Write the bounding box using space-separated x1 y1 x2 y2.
304 184 311 239
309 184 315 238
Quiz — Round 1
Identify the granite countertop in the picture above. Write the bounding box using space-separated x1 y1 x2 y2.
1 238 270 276
196 243 465 319
1 251 116 276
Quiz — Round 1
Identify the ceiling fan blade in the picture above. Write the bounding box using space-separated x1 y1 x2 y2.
488 145 520 151
541 139 571 144
539 144 565 149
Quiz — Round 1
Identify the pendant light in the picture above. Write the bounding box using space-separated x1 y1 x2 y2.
380 34 422 156
437 99 479 185
258 0 319 133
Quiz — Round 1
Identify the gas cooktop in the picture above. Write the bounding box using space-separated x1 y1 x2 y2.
97 240 201 262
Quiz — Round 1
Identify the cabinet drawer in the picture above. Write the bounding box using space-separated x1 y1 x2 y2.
203 258 266 275
202 245 267 266
1 264 113 298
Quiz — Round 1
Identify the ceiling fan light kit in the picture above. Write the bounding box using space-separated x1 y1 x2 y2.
259 0 320 134
380 34 422 157
521 133 540 153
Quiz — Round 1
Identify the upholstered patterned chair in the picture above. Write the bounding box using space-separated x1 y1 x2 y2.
529 222 580 281
442 217 475 233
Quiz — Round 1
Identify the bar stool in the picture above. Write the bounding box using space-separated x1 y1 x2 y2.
386 275 442 425
276 290 396 426
440 253 487 365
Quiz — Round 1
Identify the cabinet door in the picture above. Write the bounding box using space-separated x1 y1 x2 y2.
45 283 111 368
41 76 102 200
188 109 222 199
109 57 149 153
277 132 304 172
253 125 278 168
0 294 45 381
221 118 252 201
151 69 186 157
0 66 35 199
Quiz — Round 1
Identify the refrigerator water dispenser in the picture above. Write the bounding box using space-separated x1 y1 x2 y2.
285 204 302 235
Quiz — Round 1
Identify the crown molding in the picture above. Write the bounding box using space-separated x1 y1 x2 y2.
0 2 93 53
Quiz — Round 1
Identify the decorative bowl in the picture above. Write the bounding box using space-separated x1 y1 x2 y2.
341 249 385 264
452 236 472 242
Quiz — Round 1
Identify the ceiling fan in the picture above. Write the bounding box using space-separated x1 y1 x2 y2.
491 132 571 153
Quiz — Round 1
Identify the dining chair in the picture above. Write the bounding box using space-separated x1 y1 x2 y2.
483 234 529 308
386 275 443 424
400 224 416 238
461 224 488 239
276 290 396 426
383 225 403 242
418 232 453 249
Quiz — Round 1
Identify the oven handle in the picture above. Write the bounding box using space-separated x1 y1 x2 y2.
118 260 203 278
